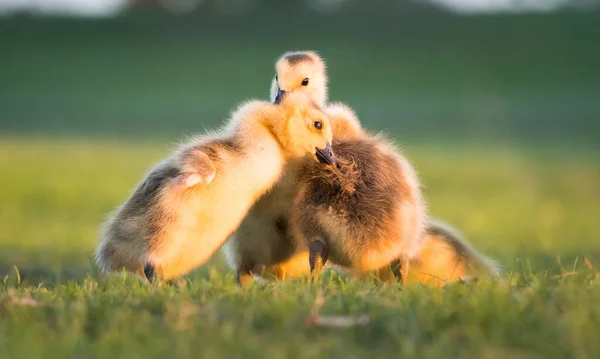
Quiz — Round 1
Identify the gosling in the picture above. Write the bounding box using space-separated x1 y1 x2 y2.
95 91 336 281
222 51 365 285
289 135 426 282
225 51 421 283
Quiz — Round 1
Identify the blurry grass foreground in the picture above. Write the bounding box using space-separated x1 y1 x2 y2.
0 269 600 359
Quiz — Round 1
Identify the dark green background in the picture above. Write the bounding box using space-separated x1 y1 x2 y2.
2 3 599 146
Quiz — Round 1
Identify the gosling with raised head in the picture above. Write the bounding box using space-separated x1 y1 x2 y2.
222 51 365 285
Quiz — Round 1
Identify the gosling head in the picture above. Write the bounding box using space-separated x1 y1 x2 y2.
275 91 336 165
270 51 328 108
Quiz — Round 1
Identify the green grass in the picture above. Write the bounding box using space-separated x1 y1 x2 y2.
1 137 599 358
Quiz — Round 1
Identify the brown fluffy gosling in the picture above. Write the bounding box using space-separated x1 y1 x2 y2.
290 135 426 282
95 91 336 281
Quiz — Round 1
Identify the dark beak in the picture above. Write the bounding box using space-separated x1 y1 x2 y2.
315 143 337 166
274 88 286 104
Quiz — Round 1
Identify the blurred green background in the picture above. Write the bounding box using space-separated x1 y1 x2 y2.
0 0 599 283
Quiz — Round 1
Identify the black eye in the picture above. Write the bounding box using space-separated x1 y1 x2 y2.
301 78 309 86
275 75 278 81
314 121 323 130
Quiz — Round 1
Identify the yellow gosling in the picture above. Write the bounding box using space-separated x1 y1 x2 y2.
95 92 335 281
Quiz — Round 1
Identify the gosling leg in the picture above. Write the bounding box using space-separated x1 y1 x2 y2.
144 263 155 282
390 259 402 282
399 255 410 285
390 257 410 285
309 239 328 283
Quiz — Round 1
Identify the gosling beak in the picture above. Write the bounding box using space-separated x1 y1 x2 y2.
274 88 286 104
315 143 337 166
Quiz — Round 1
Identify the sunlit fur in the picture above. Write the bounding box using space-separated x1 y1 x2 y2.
223 50 499 285
290 134 426 280
222 102 365 283
222 52 359 284
225 51 424 283
406 220 501 286
95 92 333 280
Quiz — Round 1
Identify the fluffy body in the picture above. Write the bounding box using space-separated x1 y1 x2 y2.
96 93 333 280
290 135 426 279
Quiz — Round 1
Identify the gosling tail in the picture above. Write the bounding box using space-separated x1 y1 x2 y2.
407 219 500 286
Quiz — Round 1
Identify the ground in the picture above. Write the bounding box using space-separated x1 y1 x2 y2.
0 138 598 359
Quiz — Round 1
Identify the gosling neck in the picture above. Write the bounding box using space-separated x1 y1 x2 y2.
234 103 288 160
254 105 293 159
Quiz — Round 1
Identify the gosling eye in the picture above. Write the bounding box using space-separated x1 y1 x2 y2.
314 121 323 131
301 78 309 86
275 75 278 81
